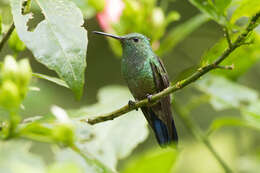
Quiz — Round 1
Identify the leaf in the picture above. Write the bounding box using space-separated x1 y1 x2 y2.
196 75 258 111
157 14 209 56
69 86 149 170
8 29 26 53
0 141 45 173
32 73 69 88
207 117 260 135
214 0 232 14
196 75 260 132
53 148 114 173
231 0 260 24
10 0 87 99
48 162 83 173
122 147 178 173
188 0 227 24
201 32 260 79
0 15 2 34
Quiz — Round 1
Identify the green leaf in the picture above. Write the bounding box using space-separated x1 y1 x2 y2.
122 147 178 173
231 0 260 24
8 29 26 53
207 117 260 135
0 15 2 34
188 0 227 24
0 141 45 173
201 32 260 79
157 14 209 56
32 73 69 88
196 75 260 132
10 0 87 99
48 162 83 173
196 75 258 111
215 0 232 14
69 86 149 170
54 148 114 173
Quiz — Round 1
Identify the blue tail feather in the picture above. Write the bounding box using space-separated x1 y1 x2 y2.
153 117 169 145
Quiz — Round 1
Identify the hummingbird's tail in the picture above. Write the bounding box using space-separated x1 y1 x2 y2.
141 106 178 147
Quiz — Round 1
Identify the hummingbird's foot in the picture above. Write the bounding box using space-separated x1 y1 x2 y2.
128 100 138 111
146 94 153 103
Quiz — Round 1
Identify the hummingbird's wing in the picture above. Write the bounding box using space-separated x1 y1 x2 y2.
150 57 173 134
140 57 178 146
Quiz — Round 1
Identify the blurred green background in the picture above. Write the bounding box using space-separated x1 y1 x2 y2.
1 0 260 172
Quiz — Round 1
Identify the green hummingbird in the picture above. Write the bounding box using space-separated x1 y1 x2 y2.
93 31 178 146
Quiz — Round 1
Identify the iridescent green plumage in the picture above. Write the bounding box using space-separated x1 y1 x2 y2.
93 31 178 146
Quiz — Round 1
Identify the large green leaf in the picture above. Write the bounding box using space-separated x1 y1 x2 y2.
231 0 260 24
196 75 260 133
69 86 149 170
122 147 178 173
0 141 45 173
10 0 87 99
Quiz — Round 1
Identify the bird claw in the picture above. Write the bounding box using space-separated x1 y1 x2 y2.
128 100 138 111
146 94 153 103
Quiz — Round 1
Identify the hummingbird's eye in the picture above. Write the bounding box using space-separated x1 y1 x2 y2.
133 38 139 43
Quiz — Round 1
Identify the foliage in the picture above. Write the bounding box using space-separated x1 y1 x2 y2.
0 0 259 173
11 0 87 99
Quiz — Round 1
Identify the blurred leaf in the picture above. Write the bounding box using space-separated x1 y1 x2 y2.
196 75 258 111
54 148 114 173
157 14 209 56
201 32 260 79
231 0 260 24
188 0 228 24
0 141 45 173
48 162 83 173
215 0 232 14
8 29 26 54
69 85 149 170
0 15 2 34
11 0 87 99
122 147 178 173
196 75 260 132
32 73 69 88
242 101 260 126
88 0 105 12
208 117 260 135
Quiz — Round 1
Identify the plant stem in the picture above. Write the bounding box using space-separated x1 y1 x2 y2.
173 103 233 173
0 22 15 53
70 144 115 173
83 11 260 125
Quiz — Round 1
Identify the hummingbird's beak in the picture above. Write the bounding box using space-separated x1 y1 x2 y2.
92 31 123 40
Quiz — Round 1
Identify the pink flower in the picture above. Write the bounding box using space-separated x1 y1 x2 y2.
97 0 125 32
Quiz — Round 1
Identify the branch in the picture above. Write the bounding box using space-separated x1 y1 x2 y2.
82 11 260 125
0 22 15 52
173 103 233 173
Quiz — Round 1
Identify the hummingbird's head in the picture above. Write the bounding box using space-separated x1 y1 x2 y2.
93 31 152 53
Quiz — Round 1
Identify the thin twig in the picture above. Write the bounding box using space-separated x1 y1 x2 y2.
215 64 234 70
224 26 232 48
81 11 260 125
0 22 15 52
172 103 233 173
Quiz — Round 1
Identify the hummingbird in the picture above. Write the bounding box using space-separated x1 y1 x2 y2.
93 31 178 146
